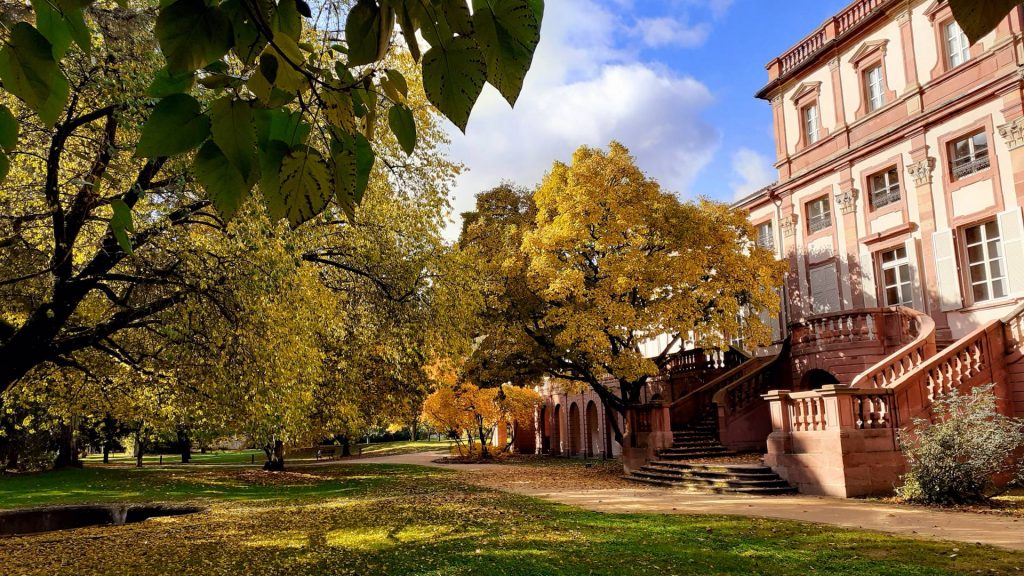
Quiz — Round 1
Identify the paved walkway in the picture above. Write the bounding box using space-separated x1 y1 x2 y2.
348 451 1024 551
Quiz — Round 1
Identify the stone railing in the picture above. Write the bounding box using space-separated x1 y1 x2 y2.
767 386 899 434
777 0 892 75
849 308 936 389
1004 302 1024 361
790 308 891 351
661 347 746 374
669 352 772 429
710 341 789 451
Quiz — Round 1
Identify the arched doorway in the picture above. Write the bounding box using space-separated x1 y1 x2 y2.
551 404 562 455
585 401 600 457
568 403 582 456
801 369 840 390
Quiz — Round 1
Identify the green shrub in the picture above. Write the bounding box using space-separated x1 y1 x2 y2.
897 384 1024 504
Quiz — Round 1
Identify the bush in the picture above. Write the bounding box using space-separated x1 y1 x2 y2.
897 384 1024 504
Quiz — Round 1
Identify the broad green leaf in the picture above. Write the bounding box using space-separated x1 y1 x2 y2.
346 0 390 66
0 23 70 127
136 93 211 158
949 0 1017 44
390 0 421 61
321 86 357 132
330 130 374 216
32 0 73 58
258 140 290 221
352 132 374 204
109 199 134 255
148 66 195 97
441 0 473 35
0 150 9 182
210 97 256 180
406 1 453 48
422 37 486 132
254 108 310 148
155 0 233 74
222 0 267 66
331 148 357 220
295 0 312 18
385 69 408 98
279 147 332 227
388 104 416 155
472 0 542 106
248 37 307 102
194 140 250 220
272 0 303 40
0 105 18 152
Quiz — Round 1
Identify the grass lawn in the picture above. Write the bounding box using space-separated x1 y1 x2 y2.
2 463 1023 575
84 440 451 467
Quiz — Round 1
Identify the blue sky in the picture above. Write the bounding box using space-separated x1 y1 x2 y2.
444 0 851 237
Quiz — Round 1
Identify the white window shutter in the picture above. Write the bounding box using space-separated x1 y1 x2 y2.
997 207 1024 295
904 239 920 310
809 263 840 314
932 229 962 312
859 250 878 307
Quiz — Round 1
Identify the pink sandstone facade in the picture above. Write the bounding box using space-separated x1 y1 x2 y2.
527 0 1024 498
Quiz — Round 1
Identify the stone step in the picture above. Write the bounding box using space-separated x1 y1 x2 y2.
622 475 797 495
659 446 733 456
651 461 771 474
642 465 776 481
631 471 792 490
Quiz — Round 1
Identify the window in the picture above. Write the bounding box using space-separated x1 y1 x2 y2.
865 65 885 112
949 131 990 180
944 20 970 69
869 168 901 210
803 104 820 145
807 196 832 234
878 246 913 307
964 220 1007 303
756 222 774 250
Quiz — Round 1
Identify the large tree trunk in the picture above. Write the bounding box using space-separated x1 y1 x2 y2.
134 429 145 468
102 443 110 464
340 436 352 457
477 418 490 460
177 427 191 464
53 420 81 469
263 439 285 471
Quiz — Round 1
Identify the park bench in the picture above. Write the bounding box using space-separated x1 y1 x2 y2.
315 446 337 461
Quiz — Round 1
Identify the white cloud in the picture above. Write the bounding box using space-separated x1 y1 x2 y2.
442 0 722 239
632 16 710 48
730 147 776 201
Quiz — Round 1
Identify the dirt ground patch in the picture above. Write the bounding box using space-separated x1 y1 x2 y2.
455 459 637 491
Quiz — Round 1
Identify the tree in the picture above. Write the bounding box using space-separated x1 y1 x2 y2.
461 143 784 443
948 0 1019 44
0 0 544 229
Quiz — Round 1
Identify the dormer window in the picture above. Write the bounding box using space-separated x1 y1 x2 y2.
804 104 820 145
944 20 970 68
865 65 885 112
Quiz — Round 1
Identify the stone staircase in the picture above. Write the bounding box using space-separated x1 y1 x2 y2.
625 461 796 494
623 411 796 494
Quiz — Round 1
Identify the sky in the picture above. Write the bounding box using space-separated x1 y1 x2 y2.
442 0 852 239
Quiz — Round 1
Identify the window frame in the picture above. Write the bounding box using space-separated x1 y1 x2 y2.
943 20 970 69
806 195 833 235
962 219 1008 305
926 2 984 81
877 245 914 308
864 64 885 112
868 167 902 211
849 40 895 120
755 221 775 251
948 130 990 181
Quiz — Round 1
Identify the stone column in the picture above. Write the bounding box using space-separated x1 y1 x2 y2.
907 128 951 342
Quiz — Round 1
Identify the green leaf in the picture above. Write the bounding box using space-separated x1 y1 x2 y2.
194 140 250 220
254 108 310 148
0 23 70 127
147 66 195 97
472 0 542 106
279 146 332 227
109 199 134 255
258 140 290 221
346 0 384 66
295 0 312 18
0 150 9 182
948 0 1017 44
136 93 211 158
388 104 416 155
155 0 233 74
210 97 256 180
422 37 486 132
330 130 374 216
272 0 303 40
385 69 408 98
0 105 18 153
32 0 72 58
222 0 267 66
441 0 473 36
390 0 421 61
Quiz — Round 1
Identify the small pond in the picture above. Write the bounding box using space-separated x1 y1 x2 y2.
0 504 203 536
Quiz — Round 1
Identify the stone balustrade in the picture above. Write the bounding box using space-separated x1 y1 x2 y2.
850 309 936 389
790 309 884 350
776 0 893 76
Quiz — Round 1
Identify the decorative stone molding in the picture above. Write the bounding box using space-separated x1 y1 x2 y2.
894 7 911 25
998 117 1024 151
780 215 799 238
828 57 841 71
770 94 783 107
834 188 858 215
905 158 935 186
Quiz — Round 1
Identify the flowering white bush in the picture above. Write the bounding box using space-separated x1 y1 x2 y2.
897 384 1024 504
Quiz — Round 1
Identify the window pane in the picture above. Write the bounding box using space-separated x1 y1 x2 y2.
967 244 984 263
973 283 989 302
969 263 986 282
895 246 907 259
973 133 988 149
985 221 999 238
993 279 1007 299
886 287 899 305
990 258 1004 279
965 225 981 245
884 268 896 284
